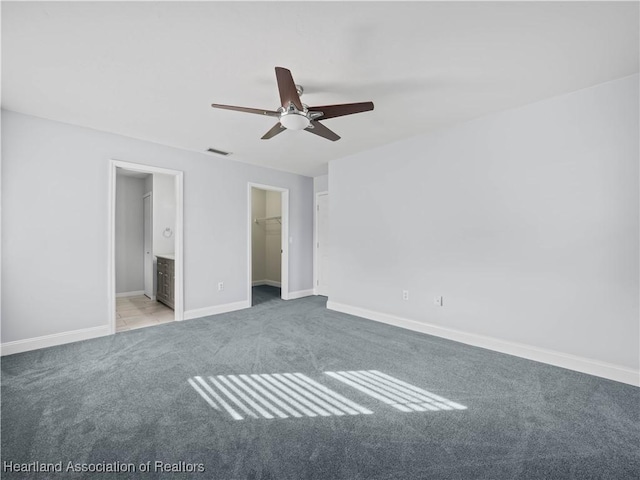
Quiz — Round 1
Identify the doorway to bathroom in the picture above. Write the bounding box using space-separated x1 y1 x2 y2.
109 160 184 334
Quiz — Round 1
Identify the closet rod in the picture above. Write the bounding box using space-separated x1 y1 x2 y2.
254 215 282 224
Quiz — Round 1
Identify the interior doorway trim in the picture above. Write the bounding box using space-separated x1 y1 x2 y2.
247 182 290 302
143 191 154 300
314 190 329 295
108 159 184 335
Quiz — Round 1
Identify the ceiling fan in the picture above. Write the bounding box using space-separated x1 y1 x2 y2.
211 67 374 142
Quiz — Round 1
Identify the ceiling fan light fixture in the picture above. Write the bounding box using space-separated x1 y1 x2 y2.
280 112 310 131
210 67 373 141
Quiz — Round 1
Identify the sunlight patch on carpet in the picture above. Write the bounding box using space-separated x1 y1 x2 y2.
324 370 467 412
188 373 373 420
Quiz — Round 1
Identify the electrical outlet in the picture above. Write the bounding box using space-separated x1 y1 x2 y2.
402 290 409 301
218 282 224 292
434 295 443 306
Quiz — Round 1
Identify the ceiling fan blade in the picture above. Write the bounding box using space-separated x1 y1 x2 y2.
305 121 341 142
211 103 279 117
308 102 374 120
275 67 304 111
261 123 286 140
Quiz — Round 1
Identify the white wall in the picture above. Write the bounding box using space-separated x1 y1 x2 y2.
329 75 639 375
314 175 328 195
152 173 176 256
313 174 330 294
115 173 145 293
251 188 266 282
1 110 313 344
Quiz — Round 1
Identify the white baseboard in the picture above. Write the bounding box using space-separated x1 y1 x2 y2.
327 301 639 387
288 289 315 300
252 280 282 288
116 290 145 298
183 300 251 321
1 325 111 356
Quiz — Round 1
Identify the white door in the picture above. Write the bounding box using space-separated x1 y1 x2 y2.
143 193 153 298
317 193 329 296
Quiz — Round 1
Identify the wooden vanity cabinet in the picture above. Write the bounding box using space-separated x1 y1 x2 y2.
156 256 175 309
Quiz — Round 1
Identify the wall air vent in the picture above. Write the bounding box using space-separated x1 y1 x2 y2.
206 147 231 156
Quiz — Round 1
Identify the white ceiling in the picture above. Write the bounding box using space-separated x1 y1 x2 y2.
2 1 638 177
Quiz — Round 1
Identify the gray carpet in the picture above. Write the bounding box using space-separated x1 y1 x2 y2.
2 286 639 479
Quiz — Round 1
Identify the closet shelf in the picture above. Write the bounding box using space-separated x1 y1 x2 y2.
254 216 282 224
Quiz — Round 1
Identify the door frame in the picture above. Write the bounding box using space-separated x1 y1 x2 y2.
314 191 329 295
108 159 184 334
247 182 290 302
143 191 154 299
